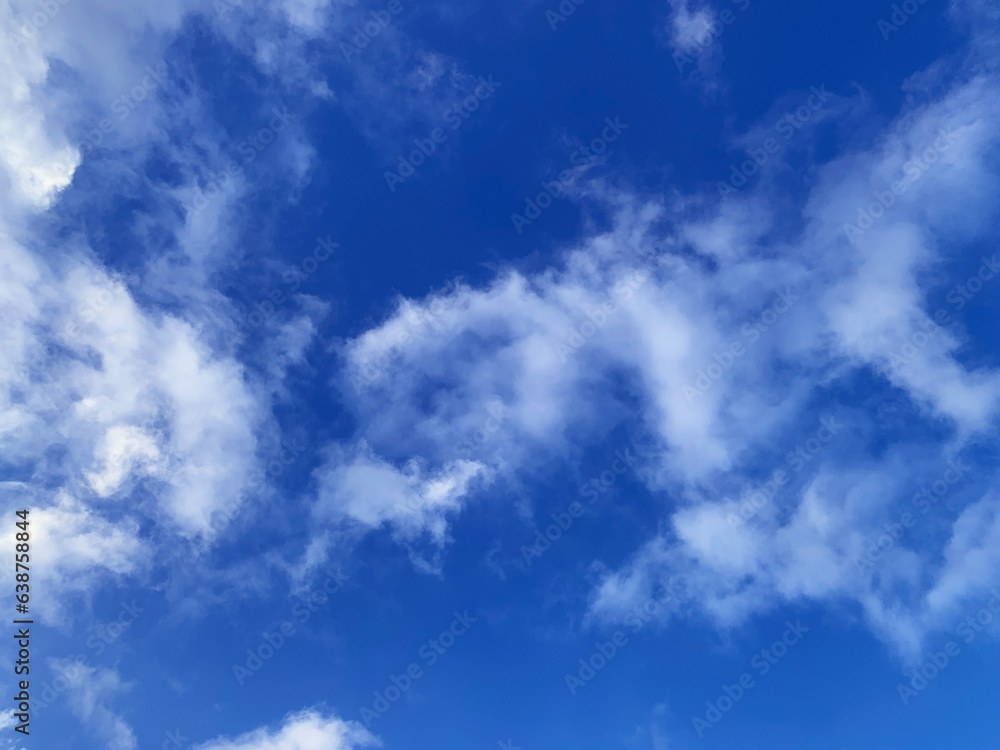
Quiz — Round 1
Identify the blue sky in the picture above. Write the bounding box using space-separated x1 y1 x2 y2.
2 0 1000 748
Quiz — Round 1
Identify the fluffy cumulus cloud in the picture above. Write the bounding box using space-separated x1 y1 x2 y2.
1 235 266 541
0 0 201 211
194 711 377 750
316 0 1000 658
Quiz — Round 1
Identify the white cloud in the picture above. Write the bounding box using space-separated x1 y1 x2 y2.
315 442 492 540
0 0 312 618
0 7 80 209
4 493 147 624
1 0 998 689
322 28 1000 655
52 660 136 750
194 710 377 750
280 0 337 34
0 0 401 636
587 459 1000 660
0 238 266 542
0 708 26 750
659 0 731 88
0 0 208 212
85 425 164 497
667 0 715 54
306 441 493 574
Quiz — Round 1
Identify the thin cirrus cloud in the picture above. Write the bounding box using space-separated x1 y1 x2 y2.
49 659 137 750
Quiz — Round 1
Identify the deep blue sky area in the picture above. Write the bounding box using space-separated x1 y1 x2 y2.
216 0 963 332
